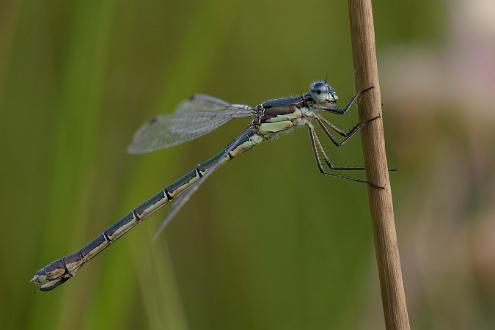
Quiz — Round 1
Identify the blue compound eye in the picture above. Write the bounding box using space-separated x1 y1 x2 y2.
310 81 328 95
309 80 337 104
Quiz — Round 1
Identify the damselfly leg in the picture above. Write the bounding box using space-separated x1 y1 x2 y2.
318 86 373 114
315 114 380 148
307 123 383 188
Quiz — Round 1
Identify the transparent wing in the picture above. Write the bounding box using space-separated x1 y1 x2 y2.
128 94 253 154
152 155 221 239
177 94 238 112
153 130 249 239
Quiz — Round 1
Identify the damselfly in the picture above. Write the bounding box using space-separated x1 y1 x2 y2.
32 81 379 291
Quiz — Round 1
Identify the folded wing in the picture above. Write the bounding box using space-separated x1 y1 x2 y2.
128 94 253 154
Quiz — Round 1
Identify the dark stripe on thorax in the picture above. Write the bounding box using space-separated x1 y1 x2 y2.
259 95 305 122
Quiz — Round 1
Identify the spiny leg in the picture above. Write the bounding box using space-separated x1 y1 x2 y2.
315 115 397 173
316 114 380 147
308 123 365 172
319 86 373 114
307 123 383 188
310 115 374 170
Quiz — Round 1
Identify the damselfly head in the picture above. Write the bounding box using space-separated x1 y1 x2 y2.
309 80 338 106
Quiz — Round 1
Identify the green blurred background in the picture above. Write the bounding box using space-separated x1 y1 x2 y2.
1 0 494 329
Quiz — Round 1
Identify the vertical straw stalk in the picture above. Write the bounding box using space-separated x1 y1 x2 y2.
347 1 411 329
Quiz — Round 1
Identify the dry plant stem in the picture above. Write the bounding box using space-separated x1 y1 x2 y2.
348 1 411 329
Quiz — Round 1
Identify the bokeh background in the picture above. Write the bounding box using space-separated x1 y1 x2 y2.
1 0 494 329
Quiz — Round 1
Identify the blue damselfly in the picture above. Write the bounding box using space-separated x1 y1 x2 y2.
32 81 379 291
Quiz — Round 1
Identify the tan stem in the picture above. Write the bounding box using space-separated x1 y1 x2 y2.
348 1 411 329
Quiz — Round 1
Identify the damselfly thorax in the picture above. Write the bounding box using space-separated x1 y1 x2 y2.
252 94 314 138
32 80 380 291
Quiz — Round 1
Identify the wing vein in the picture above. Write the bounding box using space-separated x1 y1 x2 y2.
127 94 253 154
